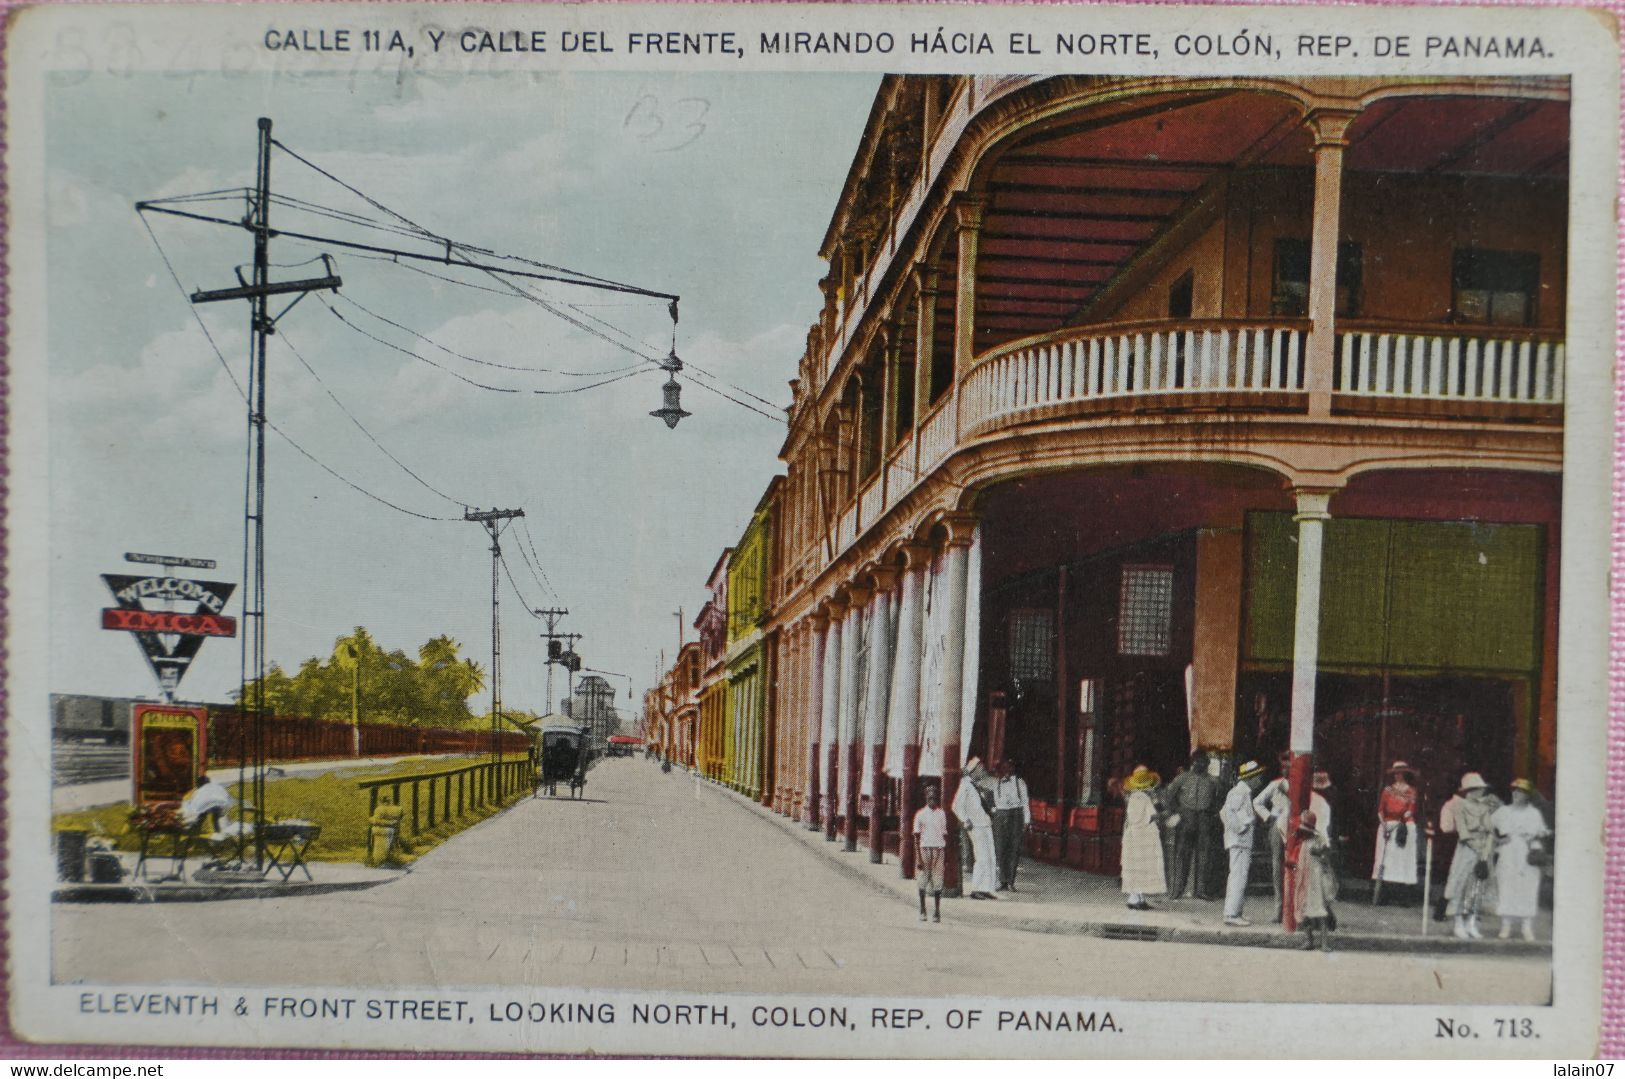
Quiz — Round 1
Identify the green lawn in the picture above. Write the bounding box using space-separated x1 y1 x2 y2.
52 755 532 864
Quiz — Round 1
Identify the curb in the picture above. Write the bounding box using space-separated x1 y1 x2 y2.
701 776 1552 957
52 871 405 904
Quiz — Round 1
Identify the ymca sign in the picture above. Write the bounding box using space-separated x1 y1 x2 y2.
101 570 237 698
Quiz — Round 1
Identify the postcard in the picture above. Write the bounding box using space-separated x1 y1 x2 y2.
5 0 1617 1058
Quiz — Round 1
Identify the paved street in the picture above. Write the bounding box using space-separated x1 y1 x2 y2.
54 757 1550 1003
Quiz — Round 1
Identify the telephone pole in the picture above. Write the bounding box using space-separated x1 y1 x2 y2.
466 507 524 763
177 117 341 869
534 607 569 714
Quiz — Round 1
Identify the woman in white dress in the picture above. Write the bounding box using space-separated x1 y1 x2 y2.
1490 779 1551 941
1120 765 1166 911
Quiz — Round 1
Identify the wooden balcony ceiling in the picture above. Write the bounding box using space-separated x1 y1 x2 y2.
968 91 1569 338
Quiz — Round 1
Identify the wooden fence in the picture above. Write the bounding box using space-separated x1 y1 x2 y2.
357 759 535 837
207 712 529 765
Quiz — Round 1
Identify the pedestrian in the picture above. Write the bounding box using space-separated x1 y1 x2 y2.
1253 758 1332 922
1120 765 1166 911
1371 760 1421 904
1440 772 1503 939
991 758 1031 892
913 785 948 923
1490 778 1551 941
1163 751 1221 900
1312 769 1341 900
1289 810 1337 951
952 758 1000 900
1222 760 1268 927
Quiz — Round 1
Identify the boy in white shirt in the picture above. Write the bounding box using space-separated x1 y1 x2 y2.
912 786 947 923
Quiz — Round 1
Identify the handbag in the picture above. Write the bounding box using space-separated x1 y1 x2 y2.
1394 822 1408 849
1473 859 1490 881
1527 841 1552 867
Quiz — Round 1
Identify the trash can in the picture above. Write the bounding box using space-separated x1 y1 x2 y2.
56 830 88 882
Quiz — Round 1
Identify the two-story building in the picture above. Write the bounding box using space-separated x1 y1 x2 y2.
765 75 1566 885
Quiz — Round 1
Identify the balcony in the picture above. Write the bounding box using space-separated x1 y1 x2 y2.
798 317 1564 579
960 319 1310 438
1334 321 1564 419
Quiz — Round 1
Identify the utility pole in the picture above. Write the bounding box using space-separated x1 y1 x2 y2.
534 607 569 715
179 117 341 870
465 507 524 763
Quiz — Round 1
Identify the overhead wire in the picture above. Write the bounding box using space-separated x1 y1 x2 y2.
509 525 558 602
498 550 543 615
332 291 645 378
277 329 472 510
137 207 463 524
517 519 561 601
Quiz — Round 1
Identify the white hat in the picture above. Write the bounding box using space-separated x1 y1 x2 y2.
1459 771 1488 792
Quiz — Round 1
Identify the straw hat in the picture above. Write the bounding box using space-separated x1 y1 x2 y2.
1388 760 1416 778
1311 770 1332 792
1237 759 1265 781
1123 765 1161 792
1511 778 1538 795
1459 771 1489 792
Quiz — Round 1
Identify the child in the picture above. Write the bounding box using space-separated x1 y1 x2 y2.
912 785 948 923
1291 810 1338 951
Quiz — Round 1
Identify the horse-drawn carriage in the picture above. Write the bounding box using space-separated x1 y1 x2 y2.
536 724 591 798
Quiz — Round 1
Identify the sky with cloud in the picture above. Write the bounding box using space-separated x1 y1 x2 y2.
45 67 880 718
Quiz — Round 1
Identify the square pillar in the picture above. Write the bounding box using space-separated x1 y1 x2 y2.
1305 110 1356 417
952 199 986 377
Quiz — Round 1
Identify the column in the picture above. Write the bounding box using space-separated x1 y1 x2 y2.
808 609 830 831
913 265 940 423
938 513 977 897
823 599 846 842
877 326 897 459
953 198 986 377
1283 487 1334 933
889 543 929 879
840 584 870 852
1305 109 1356 417
865 565 899 864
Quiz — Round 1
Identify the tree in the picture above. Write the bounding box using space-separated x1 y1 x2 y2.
238 627 488 728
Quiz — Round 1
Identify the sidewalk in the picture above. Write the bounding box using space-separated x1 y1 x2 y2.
51 752 480 813
710 778 1553 956
52 850 403 904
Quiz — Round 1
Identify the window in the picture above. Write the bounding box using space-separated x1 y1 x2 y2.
1007 609 1055 683
1118 566 1174 657
1453 249 1539 327
1271 239 1362 317
1168 271 1194 319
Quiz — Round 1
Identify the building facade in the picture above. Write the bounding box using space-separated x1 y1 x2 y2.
695 550 732 782
755 75 1565 884
725 480 781 801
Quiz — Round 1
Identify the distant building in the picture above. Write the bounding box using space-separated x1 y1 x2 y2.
566 674 620 755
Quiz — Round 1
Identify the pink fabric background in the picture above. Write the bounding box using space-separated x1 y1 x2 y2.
0 0 1619 1060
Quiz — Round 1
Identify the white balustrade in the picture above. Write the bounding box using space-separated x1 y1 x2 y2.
837 503 858 550
885 445 914 507
918 397 956 473
962 322 1308 433
1336 330 1564 404
858 474 886 528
